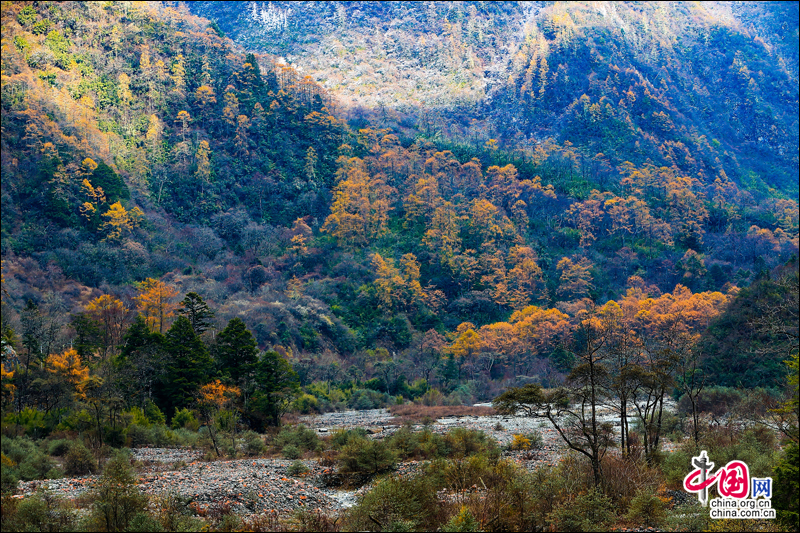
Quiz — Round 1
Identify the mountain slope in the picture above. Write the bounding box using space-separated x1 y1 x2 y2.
191 1 799 195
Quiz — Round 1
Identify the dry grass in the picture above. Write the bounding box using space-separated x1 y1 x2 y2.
388 404 496 424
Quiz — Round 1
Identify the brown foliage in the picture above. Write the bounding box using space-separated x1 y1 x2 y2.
388 404 495 424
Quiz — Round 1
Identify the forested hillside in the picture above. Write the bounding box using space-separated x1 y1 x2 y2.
1 0 798 408
1 2 799 532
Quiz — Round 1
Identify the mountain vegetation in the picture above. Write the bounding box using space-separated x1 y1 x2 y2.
0 1 798 531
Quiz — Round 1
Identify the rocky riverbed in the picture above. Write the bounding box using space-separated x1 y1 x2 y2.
17 405 678 517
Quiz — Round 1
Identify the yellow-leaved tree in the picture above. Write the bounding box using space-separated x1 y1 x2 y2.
85 294 128 358
197 380 241 457
134 278 179 333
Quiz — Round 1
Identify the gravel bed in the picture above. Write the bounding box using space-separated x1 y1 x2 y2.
18 457 352 516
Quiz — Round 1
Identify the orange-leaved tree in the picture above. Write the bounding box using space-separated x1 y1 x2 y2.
85 294 128 358
134 278 178 333
197 380 241 457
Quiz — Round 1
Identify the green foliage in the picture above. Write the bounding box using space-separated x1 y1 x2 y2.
170 408 199 431
249 350 300 428
1 437 58 482
17 6 37 27
273 424 320 453
329 427 369 449
338 437 396 475
1 491 78 532
773 442 799 531
156 316 213 418
443 506 479 532
291 392 319 414
287 460 309 476
547 487 615 532
143 400 165 425
63 441 96 476
241 430 265 456
345 473 440 531
85 451 148 532
214 317 258 384
626 489 666 528
282 444 301 460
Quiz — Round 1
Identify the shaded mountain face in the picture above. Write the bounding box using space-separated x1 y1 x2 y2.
190 1 799 195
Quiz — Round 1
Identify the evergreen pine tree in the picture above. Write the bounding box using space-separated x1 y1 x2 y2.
214 317 258 384
158 316 213 418
177 292 215 335
250 350 299 428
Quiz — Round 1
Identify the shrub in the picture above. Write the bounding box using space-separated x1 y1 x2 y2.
48 439 70 457
329 428 369 449
510 434 531 450
443 505 479 532
242 431 265 456
85 451 148 532
338 438 396 475
288 460 309 476
64 442 97 476
144 400 166 425
344 474 440 531
774 442 799 532
282 444 301 460
291 393 320 414
547 487 615 532
4 491 78 532
273 425 320 453
170 408 199 431
126 512 165 532
664 499 710 532
2 437 57 481
1 455 19 494
626 489 666 527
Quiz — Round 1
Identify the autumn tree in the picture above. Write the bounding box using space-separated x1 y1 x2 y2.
321 157 394 248
134 278 178 333
557 256 594 300
197 380 241 456
85 294 128 358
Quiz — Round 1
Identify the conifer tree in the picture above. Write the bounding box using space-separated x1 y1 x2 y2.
214 317 258 385
177 292 215 335
158 316 213 418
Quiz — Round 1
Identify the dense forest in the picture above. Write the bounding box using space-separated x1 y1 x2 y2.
0 1 798 532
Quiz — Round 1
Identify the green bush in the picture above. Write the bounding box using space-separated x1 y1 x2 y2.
273 425 320 453
1 455 19 494
47 439 70 457
443 505 479 532
291 393 320 414
626 489 666 528
242 431 265 456
170 408 199 431
85 451 149 532
547 487 615 532
329 427 369 449
773 442 799 532
1 437 57 481
126 512 165 532
3 491 78 532
345 474 440 531
64 442 96 476
287 460 309 476
282 444 301 460
126 424 177 448
338 437 396 475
